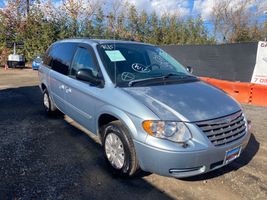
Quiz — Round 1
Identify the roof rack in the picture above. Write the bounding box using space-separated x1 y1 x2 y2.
69 35 137 42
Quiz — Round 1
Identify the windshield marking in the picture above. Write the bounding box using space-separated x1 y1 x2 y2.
121 72 135 81
101 44 114 50
132 63 151 73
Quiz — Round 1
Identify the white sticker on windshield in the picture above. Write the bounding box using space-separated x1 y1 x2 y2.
132 63 151 73
105 50 126 62
101 44 114 50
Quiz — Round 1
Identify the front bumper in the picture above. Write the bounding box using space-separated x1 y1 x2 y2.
32 64 40 70
134 130 251 178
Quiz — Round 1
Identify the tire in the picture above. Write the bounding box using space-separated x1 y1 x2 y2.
102 120 139 177
43 89 57 115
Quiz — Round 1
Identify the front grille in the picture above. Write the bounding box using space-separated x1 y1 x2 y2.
196 111 247 146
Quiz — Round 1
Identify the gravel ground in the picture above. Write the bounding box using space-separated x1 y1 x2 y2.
0 68 266 200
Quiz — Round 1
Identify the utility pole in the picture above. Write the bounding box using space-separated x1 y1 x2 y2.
264 11 267 41
26 0 30 17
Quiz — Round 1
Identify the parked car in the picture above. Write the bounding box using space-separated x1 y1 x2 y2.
7 54 25 68
32 56 43 70
38 39 251 178
6 41 25 68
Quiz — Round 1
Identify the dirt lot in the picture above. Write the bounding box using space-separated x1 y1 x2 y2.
0 68 266 200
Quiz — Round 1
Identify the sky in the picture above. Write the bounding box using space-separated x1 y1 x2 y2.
0 0 266 28
0 0 5 7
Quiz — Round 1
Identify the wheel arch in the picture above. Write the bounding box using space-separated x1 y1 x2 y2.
96 106 138 144
41 83 57 112
41 83 47 92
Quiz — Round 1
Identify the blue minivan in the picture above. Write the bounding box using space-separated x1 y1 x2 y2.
38 39 251 178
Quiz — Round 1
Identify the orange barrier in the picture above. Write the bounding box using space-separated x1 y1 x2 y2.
200 77 267 107
250 84 267 106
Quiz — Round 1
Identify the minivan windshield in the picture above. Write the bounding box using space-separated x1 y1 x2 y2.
97 43 197 87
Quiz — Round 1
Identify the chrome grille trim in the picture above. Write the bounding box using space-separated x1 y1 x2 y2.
196 111 247 146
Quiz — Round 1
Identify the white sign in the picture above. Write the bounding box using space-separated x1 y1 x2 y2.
251 41 267 85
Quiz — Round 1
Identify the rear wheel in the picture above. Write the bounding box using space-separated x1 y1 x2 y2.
103 121 139 177
43 89 57 115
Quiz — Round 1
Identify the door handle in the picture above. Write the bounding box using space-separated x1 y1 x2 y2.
65 87 72 94
59 85 65 90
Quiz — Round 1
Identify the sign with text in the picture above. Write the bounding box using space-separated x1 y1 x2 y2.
251 41 267 85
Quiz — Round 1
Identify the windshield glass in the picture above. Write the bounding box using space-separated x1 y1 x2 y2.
97 43 194 87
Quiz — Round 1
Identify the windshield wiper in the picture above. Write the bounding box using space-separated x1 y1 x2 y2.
163 73 195 78
128 73 196 87
128 77 163 87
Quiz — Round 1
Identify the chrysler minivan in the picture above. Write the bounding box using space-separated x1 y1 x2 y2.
38 39 251 178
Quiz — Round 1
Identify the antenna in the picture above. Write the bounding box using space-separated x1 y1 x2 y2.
13 42 16 55
114 27 117 87
108 14 117 87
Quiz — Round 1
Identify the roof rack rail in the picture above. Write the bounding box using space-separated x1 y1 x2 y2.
69 35 137 41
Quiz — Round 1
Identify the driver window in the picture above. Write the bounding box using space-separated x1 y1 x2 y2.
71 47 98 77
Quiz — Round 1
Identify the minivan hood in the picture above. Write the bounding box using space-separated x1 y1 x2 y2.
122 81 241 122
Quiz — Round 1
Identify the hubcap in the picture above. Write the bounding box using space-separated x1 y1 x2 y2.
105 133 125 169
43 93 49 109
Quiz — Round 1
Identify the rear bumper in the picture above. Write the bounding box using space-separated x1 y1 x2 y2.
7 61 25 68
134 130 251 178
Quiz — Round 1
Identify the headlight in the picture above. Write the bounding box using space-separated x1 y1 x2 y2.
142 120 192 143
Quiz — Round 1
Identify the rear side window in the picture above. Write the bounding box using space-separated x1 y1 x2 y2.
43 46 53 67
50 43 77 75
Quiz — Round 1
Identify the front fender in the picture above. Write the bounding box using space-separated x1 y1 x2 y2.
96 105 139 140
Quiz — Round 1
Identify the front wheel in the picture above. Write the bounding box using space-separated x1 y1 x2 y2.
103 121 139 177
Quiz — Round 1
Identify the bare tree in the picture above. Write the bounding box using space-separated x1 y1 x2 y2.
105 0 127 37
54 0 99 37
212 0 265 42
0 0 22 39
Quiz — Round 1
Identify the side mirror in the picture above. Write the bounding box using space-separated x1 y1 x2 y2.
76 68 102 86
186 66 193 73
